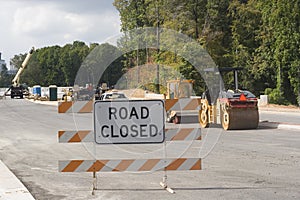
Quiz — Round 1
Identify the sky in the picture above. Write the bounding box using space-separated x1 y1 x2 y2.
0 0 121 69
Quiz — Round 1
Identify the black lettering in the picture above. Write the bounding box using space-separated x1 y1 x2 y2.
111 125 119 137
119 107 128 119
129 107 139 119
130 124 138 137
109 107 117 120
141 107 149 119
140 124 147 137
120 125 128 137
101 125 109 137
149 124 158 137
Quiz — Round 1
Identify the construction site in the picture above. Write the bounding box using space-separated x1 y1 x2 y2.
0 1 300 199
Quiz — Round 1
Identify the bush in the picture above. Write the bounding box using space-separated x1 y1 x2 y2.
264 88 288 105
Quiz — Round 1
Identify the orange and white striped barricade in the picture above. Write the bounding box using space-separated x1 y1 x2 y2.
59 158 201 173
57 99 202 194
58 128 201 143
58 98 201 114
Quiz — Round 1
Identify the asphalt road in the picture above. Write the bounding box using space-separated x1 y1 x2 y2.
0 98 299 200
259 110 300 124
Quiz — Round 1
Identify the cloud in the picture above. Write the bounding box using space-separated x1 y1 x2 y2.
0 0 121 68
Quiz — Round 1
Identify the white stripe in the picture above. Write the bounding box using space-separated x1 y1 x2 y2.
126 159 147 171
71 101 89 113
100 160 121 172
169 99 191 111
75 160 94 172
152 159 173 171
185 129 201 140
165 129 178 141
178 158 198 170
58 161 70 171
82 131 94 142
59 131 77 143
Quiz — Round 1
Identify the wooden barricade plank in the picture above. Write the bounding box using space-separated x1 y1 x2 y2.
58 101 93 113
59 158 201 172
58 128 201 143
58 99 201 113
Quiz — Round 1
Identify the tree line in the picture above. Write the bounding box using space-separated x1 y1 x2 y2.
0 41 124 89
113 0 300 105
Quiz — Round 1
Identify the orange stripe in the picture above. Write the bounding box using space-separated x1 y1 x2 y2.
183 99 201 110
190 159 201 170
171 128 192 140
58 131 65 138
62 160 83 172
138 159 161 171
165 99 178 111
79 101 93 113
87 160 109 172
69 131 91 143
58 102 73 113
112 160 135 171
165 158 186 170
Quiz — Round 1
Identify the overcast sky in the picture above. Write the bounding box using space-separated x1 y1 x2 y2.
0 0 121 69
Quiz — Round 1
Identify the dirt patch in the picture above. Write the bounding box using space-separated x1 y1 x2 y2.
122 89 146 98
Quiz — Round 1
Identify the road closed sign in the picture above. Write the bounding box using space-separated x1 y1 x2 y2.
94 100 165 144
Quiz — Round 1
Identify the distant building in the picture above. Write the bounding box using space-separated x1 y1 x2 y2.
0 52 7 72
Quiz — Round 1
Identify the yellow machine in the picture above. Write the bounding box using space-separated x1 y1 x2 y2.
199 90 259 130
62 88 73 101
199 68 259 130
165 79 196 123
165 73 259 130
166 79 194 99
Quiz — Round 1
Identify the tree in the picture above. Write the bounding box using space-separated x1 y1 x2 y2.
228 0 263 93
0 64 12 87
255 0 300 104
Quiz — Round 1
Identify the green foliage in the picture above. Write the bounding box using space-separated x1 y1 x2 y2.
113 0 300 105
10 41 125 88
264 88 288 105
5 1 300 105
0 64 13 87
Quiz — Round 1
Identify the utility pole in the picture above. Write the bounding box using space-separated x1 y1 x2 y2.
297 67 300 107
155 0 160 94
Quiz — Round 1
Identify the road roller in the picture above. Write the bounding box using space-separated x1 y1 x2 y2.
199 89 259 130
199 67 259 130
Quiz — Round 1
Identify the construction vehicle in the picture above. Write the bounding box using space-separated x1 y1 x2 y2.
94 82 109 100
165 79 199 123
166 79 194 99
199 68 259 130
5 47 35 99
61 87 74 101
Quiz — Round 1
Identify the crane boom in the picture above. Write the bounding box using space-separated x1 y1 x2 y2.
12 47 35 87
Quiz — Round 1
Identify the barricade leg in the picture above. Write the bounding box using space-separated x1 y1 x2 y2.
159 141 175 194
92 171 97 195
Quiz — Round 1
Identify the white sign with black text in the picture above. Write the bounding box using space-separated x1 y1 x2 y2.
94 100 165 144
